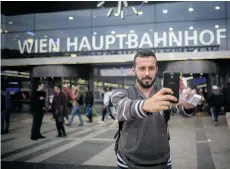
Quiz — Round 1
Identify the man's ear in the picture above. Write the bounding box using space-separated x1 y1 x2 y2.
132 66 135 73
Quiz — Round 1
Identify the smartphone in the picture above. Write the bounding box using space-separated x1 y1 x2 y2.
163 72 180 103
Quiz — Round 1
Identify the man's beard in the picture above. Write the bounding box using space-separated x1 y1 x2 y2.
135 74 155 89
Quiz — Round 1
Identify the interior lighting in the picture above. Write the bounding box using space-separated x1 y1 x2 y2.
162 9 168 14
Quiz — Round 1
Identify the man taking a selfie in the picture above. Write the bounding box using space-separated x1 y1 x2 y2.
112 49 197 169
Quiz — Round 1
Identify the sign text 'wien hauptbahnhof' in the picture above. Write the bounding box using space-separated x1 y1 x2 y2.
17 29 226 54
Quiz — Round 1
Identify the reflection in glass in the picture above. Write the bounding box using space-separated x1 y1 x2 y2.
156 1 225 22
35 10 91 30
5 14 34 32
92 5 155 26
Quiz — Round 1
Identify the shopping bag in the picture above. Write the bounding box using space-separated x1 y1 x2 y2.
92 107 98 117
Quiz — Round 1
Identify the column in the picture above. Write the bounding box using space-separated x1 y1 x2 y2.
207 73 213 97
88 66 94 91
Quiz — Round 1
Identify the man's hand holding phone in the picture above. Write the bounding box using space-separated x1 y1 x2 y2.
178 78 198 109
143 88 177 113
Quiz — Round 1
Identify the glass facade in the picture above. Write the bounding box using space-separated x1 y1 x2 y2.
1 1 230 59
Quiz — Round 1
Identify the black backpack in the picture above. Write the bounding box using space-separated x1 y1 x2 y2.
114 86 170 154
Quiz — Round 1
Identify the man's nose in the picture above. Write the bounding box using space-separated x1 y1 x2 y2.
144 70 150 76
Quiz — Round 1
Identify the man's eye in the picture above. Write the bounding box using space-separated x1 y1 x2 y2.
139 67 145 71
149 67 155 71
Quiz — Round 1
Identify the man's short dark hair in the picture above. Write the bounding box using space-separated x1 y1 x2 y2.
38 81 44 86
133 49 157 67
54 84 61 89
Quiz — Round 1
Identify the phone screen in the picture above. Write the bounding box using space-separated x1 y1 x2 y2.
163 72 180 103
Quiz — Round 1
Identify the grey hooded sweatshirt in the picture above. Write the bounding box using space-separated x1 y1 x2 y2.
111 85 194 169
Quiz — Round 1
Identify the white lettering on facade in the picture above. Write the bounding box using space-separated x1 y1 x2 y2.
39 39 48 53
139 33 153 48
184 30 198 46
199 29 214 45
49 38 60 52
116 34 127 49
67 37 78 52
92 35 104 50
216 29 226 45
105 35 116 49
169 31 182 46
79 36 91 51
154 32 167 47
17 29 227 53
127 34 138 49
18 39 34 54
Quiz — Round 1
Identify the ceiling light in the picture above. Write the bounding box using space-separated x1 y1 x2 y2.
121 10 124 19
107 8 113 17
111 31 116 34
138 11 143 15
93 32 97 35
130 30 135 33
162 9 168 14
8 21 13 24
189 26 194 30
169 27 173 31
188 8 194 12
132 6 138 15
44 35 48 38
97 1 105 8
68 16 74 20
200 73 203 75
215 25 219 29
215 6 220 10
150 29 153 32
123 1 128 8
114 13 119 16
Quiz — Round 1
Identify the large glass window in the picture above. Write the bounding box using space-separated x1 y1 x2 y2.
1 34 6 49
156 1 226 22
227 2 230 18
227 19 230 50
4 14 35 32
92 5 155 27
35 10 91 30
1 14 6 23
155 20 227 50
91 24 155 50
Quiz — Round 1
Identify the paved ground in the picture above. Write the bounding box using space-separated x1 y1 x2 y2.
1 112 230 169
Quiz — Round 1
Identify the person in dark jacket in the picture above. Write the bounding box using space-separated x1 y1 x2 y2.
31 82 46 140
112 49 197 169
84 85 94 123
208 85 224 126
52 84 67 137
223 82 230 112
1 89 6 135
